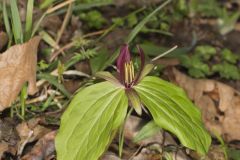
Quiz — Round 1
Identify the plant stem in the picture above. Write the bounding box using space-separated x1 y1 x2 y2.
118 107 133 158
20 84 28 119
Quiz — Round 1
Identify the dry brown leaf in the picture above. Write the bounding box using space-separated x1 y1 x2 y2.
0 36 41 111
0 142 8 158
16 118 51 157
21 131 56 160
167 68 240 141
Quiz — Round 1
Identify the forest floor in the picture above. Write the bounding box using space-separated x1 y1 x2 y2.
0 0 240 160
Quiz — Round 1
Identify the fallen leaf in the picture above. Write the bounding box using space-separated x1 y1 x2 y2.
167 67 240 141
16 118 51 156
21 131 56 160
0 36 41 111
0 142 8 158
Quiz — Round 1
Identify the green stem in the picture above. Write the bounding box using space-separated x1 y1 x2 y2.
20 84 28 119
118 107 133 158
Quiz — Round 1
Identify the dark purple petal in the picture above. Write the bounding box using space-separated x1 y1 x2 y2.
117 44 131 83
134 45 145 83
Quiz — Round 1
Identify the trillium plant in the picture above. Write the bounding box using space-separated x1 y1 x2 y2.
56 45 211 160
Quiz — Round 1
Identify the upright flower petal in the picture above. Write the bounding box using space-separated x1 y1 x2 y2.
134 45 153 84
137 45 145 72
117 44 132 86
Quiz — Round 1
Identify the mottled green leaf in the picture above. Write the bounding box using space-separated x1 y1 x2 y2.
134 76 211 155
133 121 160 143
56 82 128 160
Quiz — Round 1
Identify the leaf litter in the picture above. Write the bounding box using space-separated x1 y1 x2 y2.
0 36 40 111
1 0 240 159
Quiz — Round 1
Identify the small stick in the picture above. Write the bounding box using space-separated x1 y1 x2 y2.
151 45 178 62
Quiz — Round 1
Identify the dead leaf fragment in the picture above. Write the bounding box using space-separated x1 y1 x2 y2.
0 36 41 111
21 131 56 160
16 118 51 157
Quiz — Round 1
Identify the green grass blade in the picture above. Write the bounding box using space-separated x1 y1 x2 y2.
10 0 23 44
40 0 58 9
39 30 59 49
3 1 12 40
99 0 172 71
37 73 71 98
20 83 28 119
126 0 171 43
25 0 34 41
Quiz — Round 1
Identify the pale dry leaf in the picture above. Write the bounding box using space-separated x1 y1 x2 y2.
0 36 41 111
21 131 56 160
217 83 234 112
168 68 240 141
16 118 51 156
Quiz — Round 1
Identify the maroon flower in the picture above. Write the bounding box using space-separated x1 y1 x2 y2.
96 44 154 114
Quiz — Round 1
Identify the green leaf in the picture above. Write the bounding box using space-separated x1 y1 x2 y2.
126 0 171 44
3 1 12 42
126 88 142 115
212 62 240 80
10 0 23 44
134 76 211 155
95 71 121 86
25 0 34 41
228 148 240 160
133 120 160 143
221 49 239 64
195 45 216 60
56 82 128 160
40 0 56 9
98 0 172 71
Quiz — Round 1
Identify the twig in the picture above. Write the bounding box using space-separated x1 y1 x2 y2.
17 130 34 157
56 3 73 44
151 45 178 62
50 29 107 62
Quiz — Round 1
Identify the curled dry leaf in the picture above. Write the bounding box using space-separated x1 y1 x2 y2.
16 118 51 156
0 36 41 111
21 131 56 160
167 68 240 141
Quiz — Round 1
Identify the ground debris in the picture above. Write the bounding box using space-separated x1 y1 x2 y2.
21 131 56 160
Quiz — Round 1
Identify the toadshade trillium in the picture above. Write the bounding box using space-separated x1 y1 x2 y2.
96 44 154 115
56 43 211 160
